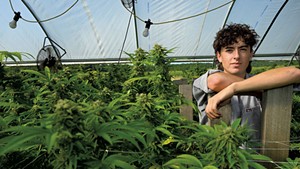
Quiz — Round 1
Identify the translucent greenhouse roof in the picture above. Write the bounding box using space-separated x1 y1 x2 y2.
0 0 300 63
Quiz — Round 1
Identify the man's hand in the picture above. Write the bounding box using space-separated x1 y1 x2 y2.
205 84 236 119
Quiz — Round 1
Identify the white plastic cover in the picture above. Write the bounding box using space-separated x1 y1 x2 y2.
0 0 299 62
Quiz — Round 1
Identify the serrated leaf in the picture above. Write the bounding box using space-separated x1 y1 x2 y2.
20 52 34 59
163 154 203 168
46 132 58 153
99 133 113 145
237 150 248 168
9 52 22 61
251 154 272 161
23 77 42 82
231 118 241 130
155 126 174 137
112 160 136 169
44 67 51 80
102 154 135 168
112 130 140 150
203 166 218 169
248 162 267 169
0 131 44 155
0 51 22 62
22 69 45 77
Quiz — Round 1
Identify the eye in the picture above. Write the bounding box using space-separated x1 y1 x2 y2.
225 49 233 53
240 48 248 51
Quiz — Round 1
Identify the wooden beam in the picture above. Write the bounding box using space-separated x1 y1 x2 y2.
178 83 194 121
261 85 293 165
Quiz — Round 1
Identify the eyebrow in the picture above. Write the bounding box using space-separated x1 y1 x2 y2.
224 45 249 49
239 45 249 48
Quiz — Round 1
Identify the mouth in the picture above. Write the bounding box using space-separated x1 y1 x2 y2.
231 63 241 66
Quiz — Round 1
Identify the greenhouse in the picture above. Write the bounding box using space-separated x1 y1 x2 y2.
0 0 300 168
1 0 300 64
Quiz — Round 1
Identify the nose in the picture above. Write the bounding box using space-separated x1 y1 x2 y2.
233 49 240 60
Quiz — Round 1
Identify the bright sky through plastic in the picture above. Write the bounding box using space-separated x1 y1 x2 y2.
0 0 299 63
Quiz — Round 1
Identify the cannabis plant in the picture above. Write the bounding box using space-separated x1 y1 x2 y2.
0 46 277 169
279 157 300 169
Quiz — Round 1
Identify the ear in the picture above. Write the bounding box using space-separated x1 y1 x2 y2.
216 51 222 63
249 51 254 60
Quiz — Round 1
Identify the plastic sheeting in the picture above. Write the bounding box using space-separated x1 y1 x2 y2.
0 0 300 63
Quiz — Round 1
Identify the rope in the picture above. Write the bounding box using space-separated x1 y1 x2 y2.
9 0 79 23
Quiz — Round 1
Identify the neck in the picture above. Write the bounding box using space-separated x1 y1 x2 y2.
224 71 246 79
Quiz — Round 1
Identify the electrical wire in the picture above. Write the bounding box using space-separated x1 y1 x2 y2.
124 0 234 25
9 0 79 23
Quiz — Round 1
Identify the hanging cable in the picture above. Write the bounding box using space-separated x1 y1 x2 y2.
9 0 79 23
124 0 233 25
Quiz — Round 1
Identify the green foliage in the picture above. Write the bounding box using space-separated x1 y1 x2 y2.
199 120 270 169
163 154 205 169
170 63 213 81
124 44 178 101
0 51 33 64
0 46 290 169
280 158 300 169
0 51 22 63
0 66 147 168
0 51 32 91
290 91 300 158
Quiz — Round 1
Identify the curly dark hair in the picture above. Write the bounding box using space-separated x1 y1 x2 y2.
213 23 259 73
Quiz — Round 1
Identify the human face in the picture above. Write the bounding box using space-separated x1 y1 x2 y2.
217 38 253 78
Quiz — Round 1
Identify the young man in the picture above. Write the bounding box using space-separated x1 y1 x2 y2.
193 23 300 140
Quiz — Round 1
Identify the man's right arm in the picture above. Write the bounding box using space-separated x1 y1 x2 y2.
205 66 300 119
207 72 244 92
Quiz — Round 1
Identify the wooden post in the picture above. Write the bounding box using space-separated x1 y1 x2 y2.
175 79 194 121
178 83 193 121
261 85 293 165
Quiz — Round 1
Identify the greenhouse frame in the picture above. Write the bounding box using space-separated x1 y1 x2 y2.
0 0 299 65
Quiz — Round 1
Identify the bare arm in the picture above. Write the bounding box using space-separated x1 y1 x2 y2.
207 72 244 92
205 66 300 119
232 66 300 92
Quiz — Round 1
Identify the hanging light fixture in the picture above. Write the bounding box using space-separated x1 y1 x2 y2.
9 12 21 29
143 19 153 37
